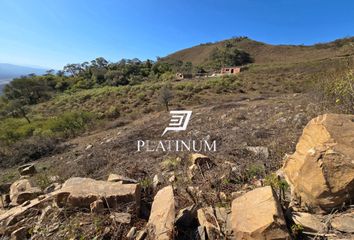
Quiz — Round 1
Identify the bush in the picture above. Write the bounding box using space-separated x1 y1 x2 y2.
317 70 354 113
0 111 95 146
45 111 95 137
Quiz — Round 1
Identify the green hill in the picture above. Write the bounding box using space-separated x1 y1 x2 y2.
162 36 354 66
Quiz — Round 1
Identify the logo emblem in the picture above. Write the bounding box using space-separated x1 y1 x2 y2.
162 110 192 136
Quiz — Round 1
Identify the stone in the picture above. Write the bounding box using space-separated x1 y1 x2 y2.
231 186 290 240
175 205 198 228
18 164 37 176
110 212 131 224
291 212 325 233
136 229 147 240
168 174 176 183
44 183 61 194
0 198 45 227
90 199 105 213
85 144 93 150
331 212 354 233
55 177 140 211
231 191 245 199
197 226 206 240
147 186 175 240
9 179 42 206
126 226 137 239
107 174 137 184
152 174 164 189
245 146 269 159
219 192 227 202
197 207 221 239
283 114 354 212
10 226 28 240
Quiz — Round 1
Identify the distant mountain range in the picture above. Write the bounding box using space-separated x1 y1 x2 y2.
0 63 48 93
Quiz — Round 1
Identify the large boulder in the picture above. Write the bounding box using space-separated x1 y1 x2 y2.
231 186 290 240
147 186 175 240
55 177 140 211
9 179 42 206
282 114 354 211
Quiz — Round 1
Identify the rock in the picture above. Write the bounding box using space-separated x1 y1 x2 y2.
10 226 28 240
136 229 147 240
215 207 232 236
9 179 42 206
126 226 137 239
291 212 325 233
283 114 354 212
152 174 164 189
231 186 290 240
90 199 105 213
55 177 140 211
197 226 206 240
85 144 93 150
190 153 213 166
175 205 198 228
0 197 49 228
331 212 354 233
107 174 137 184
44 183 61 194
231 191 245 199
110 212 131 224
18 164 37 176
147 186 175 240
168 174 176 183
245 146 269 159
197 207 221 239
219 192 227 202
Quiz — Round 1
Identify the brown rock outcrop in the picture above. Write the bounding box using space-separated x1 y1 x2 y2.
147 186 175 240
283 114 354 211
231 186 290 240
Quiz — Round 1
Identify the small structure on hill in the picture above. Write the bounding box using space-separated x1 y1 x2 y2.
220 67 241 75
175 73 193 80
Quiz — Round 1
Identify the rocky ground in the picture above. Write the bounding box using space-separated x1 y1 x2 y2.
0 92 353 239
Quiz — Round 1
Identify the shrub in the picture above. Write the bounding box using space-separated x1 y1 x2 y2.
45 111 95 137
316 70 354 113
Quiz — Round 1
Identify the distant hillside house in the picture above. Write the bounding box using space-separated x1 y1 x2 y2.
220 67 241 75
175 73 193 80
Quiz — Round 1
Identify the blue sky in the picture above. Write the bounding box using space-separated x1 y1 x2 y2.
1 0 354 69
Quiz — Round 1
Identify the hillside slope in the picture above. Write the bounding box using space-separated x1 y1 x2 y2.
163 37 354 65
